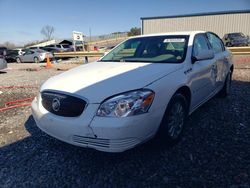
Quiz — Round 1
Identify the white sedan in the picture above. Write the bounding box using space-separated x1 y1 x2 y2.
32 31 233 152
16 49 53 63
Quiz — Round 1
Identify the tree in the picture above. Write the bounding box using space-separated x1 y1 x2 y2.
0 41 16 49
23 39 47 48
41 25 55 40
128 27 141 36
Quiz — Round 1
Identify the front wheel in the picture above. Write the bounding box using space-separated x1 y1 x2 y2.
34 57 40 63
158 94 188 144
16 57 21 63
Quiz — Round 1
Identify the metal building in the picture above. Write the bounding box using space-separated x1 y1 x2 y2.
141 10 250 37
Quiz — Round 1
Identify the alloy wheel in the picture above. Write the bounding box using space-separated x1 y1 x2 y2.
167 102 185 139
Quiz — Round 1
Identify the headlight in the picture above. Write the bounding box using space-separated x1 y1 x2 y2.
96 89 155 117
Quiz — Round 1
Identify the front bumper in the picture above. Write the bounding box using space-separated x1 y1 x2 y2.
40 54 54 62
31 96 158 152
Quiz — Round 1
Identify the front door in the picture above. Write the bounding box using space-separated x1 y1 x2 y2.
22 50 34 62
189 33 215 109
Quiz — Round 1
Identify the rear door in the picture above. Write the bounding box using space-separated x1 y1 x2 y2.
206 32 228 92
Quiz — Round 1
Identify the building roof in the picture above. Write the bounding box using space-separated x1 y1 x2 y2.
28 39 73 48
141 9 250 20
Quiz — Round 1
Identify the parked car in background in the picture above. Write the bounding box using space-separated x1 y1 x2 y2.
29 46 44 51
5 49 19 62
60 44 74 51
97 46 108 51
46 44 73 52
14 48 25 55
29 46 59 53
0 47 7 56
16 49 53 63
32 31 234 152
222 32 249 47
97 46 115 51
0 57 7 70
40 46 61 53
107 45 116 50
0 47 7 70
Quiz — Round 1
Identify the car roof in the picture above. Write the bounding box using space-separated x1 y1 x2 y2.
131 31 206 39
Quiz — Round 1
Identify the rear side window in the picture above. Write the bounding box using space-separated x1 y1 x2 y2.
62 45 70 48
206 33 225 53
193 34 210 57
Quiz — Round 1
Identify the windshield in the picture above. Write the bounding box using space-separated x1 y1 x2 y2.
228 33 245 38
99 35 189 63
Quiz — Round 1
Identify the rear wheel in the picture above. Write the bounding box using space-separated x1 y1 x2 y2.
158 94 188 144
226 42 232 47
16 57 21 63
34 57 39 63
218 71 232 98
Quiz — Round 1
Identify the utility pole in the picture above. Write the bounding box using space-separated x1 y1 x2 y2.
89 27 92 42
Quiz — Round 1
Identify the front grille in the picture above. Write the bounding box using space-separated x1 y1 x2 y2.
41 91 87 117
73 135 110 148
72 135 139 149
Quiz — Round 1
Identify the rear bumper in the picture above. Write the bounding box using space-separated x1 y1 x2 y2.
0 59 7 70
40 57 54 62
231 41 249 46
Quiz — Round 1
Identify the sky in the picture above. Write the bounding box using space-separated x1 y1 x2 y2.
0 0 249 45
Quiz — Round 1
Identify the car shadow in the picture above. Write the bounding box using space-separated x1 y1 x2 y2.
0 71 7 74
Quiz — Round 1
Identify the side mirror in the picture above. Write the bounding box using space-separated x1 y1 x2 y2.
192 49 214 63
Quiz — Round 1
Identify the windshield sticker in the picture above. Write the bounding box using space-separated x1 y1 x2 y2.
164 38 185 43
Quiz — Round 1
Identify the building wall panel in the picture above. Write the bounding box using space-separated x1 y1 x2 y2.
142 13 250 37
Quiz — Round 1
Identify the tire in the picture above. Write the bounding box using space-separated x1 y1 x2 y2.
158 94 188 144
16 57 21 63
218 71 232 98
34 57 39 63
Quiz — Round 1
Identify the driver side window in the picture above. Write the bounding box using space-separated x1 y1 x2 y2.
193 34 210 57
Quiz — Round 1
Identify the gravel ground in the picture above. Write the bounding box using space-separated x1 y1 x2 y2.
0 57 250 187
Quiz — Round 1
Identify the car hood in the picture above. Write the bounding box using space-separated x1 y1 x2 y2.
41 61 182 103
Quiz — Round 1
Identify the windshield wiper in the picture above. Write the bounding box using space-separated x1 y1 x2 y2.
98 60 121 62
122 59 153 63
